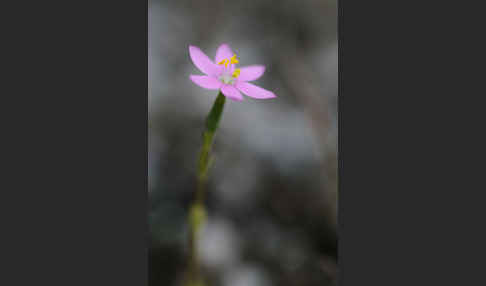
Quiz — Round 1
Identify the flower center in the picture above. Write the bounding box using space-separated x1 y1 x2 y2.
219 74 235 85
218 54 241 84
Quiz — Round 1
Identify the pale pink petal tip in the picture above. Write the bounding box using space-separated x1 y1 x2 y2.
215 43 234 63
189 75 222 90
189 45 219 76
238 65 266 82
236 82 276 99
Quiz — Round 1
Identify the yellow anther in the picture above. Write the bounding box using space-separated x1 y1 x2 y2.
230 54 239 64
219 55 238 68
218 59 229 68
232 68 241 78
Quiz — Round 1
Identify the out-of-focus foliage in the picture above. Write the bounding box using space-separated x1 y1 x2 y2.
149 0 337 285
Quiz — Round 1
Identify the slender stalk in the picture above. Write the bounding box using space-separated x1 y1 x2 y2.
186 92 226 286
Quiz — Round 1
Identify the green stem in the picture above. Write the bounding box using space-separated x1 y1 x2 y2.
187 91 226 286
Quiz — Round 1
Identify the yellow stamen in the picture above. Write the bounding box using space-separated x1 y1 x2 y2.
218 59 229 68
219 54 239 69
232 68 241 78
230 54 239 64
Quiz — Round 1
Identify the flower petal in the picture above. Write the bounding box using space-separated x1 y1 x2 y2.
189 45 219 76
215 43 234 64
237 65 265 82
235 82 276 99
221 84 244 101
190 75 222 90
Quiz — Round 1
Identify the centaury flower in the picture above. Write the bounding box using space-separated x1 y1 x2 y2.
189 43 277 101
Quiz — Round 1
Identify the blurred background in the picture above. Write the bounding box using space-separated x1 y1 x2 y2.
149 0 337 285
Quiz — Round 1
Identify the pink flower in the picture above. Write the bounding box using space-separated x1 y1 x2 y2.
189 43 277 102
